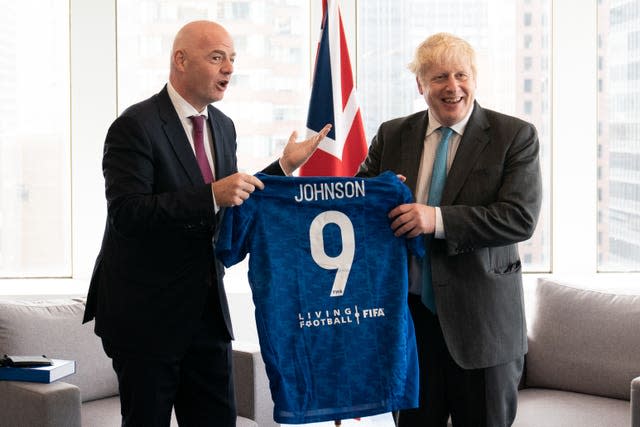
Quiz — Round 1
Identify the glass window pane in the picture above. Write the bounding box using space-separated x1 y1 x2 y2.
0 0 71 277
116 1 311 173
357 0 552 272
598 1 640 271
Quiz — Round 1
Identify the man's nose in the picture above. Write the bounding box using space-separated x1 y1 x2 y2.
221 58 234 74
444 74 459 89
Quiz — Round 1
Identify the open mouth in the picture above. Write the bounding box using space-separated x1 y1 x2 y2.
217 80 229 90
442 97 463 104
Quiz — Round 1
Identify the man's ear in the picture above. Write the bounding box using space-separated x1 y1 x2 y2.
173 50 186 70
416 76 424 95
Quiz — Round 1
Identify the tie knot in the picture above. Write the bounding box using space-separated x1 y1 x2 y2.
439 127 453 141
189 115 206 130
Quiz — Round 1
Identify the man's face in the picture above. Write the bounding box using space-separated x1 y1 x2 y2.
417 60 476 126
178 24 236 109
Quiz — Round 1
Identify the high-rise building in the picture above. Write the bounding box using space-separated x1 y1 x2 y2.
598 0 640 271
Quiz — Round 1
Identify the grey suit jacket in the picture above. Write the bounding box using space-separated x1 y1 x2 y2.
357 101 542 369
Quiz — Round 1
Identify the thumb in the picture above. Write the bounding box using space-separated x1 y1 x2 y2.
288 130 298 144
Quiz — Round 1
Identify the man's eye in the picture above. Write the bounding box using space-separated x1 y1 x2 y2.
212 56 223 63
456 73 468 81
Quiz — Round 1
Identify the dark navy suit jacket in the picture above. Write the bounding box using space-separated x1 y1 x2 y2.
84 85 282 359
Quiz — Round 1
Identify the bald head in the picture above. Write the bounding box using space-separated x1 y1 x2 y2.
169 20 235 110
171 21 230 64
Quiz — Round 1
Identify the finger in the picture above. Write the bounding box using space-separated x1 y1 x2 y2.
245 175 264 190
244 184 255 194
319 123 331 138
394 215 424 237
238 189 251 200
317 124 331 139
304 124 331 146
390 213 411 232
393 222 415 238
288 130 298 144
309 131 324 146
404 228 422 238
388 204 410 219
236 183 255 201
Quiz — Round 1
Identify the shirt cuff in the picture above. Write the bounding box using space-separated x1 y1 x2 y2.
278 158 291 176
211 185 220 214
434 207 445 239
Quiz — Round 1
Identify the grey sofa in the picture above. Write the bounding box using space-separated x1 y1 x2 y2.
3 279 639 427
0 297 278 427
514 278 640 427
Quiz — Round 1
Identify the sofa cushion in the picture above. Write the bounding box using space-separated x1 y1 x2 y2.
515 388 630 427
525 279 640 400
0 297 118 402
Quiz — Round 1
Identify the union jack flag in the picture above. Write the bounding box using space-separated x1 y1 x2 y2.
299 0 367 177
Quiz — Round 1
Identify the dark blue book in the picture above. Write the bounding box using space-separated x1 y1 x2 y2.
0 359 75 383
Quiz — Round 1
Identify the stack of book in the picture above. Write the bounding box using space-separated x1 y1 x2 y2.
0 357 75 383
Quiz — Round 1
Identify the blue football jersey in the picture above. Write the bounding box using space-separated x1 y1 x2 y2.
216 171 421 424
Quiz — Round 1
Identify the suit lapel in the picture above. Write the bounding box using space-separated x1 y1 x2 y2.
206 106 226 181
402 111 429 196
442 102 490 205
157 86 203 185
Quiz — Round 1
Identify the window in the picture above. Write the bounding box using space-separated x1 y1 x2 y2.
232 2 250 20
598 1 640 271
524 78 533 92
524 56 533 71
524 34 533 48
357 0 552 272
0 0 71 277
116 0 311 174
524 12 532 26
524 100 533 115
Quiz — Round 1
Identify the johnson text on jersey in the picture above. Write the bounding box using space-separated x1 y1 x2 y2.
294 179 366 202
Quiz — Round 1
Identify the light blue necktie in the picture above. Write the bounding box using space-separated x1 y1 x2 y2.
421 127 453 313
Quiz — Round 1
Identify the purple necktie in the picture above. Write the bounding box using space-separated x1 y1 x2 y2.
189 115 214 183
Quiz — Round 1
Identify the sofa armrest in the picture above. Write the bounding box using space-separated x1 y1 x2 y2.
232 341 278 427
632 376 640 427
0 380 81 427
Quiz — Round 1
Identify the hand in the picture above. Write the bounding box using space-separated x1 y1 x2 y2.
212 173 264 207
388 203 436 238
280 124 332 175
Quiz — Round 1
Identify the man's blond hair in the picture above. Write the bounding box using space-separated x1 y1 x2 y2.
408 32 477 81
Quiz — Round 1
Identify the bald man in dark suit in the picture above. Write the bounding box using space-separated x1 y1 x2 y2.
83 20 329 427
357 33 542 427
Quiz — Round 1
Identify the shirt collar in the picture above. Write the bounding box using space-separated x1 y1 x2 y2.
426 103 474 137
167 82 209 120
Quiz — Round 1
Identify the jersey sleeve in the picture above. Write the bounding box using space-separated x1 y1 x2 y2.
215 200 256 267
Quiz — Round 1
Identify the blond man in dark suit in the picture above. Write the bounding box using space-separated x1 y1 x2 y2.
357 33 542 427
